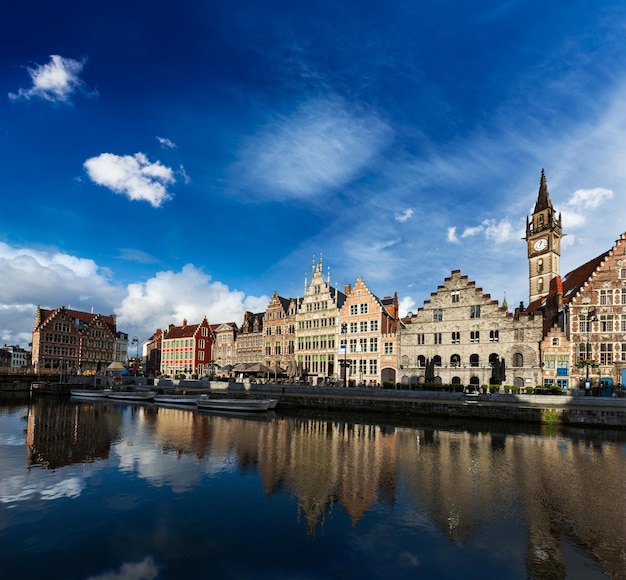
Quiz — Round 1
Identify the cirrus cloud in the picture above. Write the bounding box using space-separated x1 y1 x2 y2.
84 152 175 207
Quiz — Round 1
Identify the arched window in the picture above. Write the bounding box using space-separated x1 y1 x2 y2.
513 353 523 367
470 354 480 367
417 355 426 368
469 376 480 386
538 259 543 273
451 376 461 385
489 353 499 367
433 355 442 367
450 354 461 367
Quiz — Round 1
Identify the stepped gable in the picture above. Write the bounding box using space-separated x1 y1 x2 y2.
417 270 510 315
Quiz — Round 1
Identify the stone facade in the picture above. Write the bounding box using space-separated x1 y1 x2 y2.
296 258 346 384
399 271 543 389
212 322 238 369
237 311 264 364
263 292 299 372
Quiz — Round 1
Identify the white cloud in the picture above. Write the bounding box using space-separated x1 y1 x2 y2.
157 136 176 149
0 241 122 344
447 227 458 243
398 296 416 317
84 152 175 207
115 264 269 335
234 98 393 200
395 208 414 222
9 55 89 103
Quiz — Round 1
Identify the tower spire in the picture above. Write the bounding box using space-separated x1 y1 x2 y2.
533 168 553 213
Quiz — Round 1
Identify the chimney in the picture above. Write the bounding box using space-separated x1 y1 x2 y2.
182 319 187 328
344 284 351 296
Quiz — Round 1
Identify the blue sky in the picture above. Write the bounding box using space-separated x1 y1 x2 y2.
2 0 626 346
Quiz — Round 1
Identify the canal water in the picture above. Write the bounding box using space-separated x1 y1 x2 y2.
1 396 624 580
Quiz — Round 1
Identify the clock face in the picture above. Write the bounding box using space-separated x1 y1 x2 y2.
533 238 548 251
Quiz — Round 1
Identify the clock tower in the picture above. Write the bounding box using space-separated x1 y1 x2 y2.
525 169 562 304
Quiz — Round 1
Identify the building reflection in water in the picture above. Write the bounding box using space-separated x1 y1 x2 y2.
24 400 626 578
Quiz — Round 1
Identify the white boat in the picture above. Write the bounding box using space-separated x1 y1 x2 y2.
71 388 111 398
196 395 275 412
108 390 155 401
154 394 199 405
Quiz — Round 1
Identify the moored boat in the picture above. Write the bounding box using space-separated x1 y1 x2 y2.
154 394 199 405
196 395 275 412
31 381 72 396
71 388 111 398
108 390 155 401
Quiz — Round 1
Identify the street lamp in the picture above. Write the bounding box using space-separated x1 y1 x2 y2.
583 308 596 396
341 323 348 388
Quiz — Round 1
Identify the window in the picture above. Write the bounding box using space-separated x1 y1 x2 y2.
417 333 425 345
538 278 544 293
417 355 426 367
349 339 357 353
489 330 499 342
537 259 543 273
433 309 443 322
600 343 613 365
470 331 480 343
350 322 357 333
451 290 460 303
360 303 368 314
359 338 367 352
451 331 460 344
470 305 481 319
600 289 613 305
199 339 205 349
360 321 368 332
621 268 626 279
469 354 479 367
600 315 613 332
369 338 378 352
370 320 378 332
450 354 460 367
513 353 523 367
369 359 377 375
384 342 393 354
552 337 560 346
622 288 626 305
198 351 205 361
350 304 358 315
622 315 626 332
434 333 442 345
201 327 208 337
544 355 556 369
622 343 626 362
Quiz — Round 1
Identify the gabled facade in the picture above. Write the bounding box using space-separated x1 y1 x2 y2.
296 257 346 384
534 232 626 391
237 311 264 364
160 317 214 377
32 306 117 375
144 328 163 377
213 322 238 368
263 292 299 371
338 277 399 386
398 271 543 389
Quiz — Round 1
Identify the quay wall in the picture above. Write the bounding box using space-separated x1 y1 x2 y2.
192 381 626 429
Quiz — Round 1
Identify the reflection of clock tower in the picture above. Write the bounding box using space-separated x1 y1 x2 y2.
525 169 562 304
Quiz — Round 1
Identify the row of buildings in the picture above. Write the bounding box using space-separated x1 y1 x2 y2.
29 171 626 391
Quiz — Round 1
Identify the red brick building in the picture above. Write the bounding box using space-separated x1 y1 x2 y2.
160 317 215 377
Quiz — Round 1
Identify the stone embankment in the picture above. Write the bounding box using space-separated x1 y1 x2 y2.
156 379 626 429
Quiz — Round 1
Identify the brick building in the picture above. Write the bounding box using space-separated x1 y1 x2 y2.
32 306 117 375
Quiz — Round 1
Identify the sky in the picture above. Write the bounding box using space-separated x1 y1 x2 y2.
2 1 626 347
